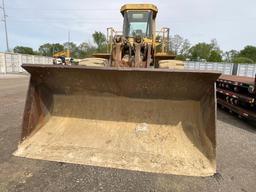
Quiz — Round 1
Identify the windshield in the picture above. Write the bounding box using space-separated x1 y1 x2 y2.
123 11 152 38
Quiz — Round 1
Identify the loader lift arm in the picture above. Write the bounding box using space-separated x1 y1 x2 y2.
14 4 221 177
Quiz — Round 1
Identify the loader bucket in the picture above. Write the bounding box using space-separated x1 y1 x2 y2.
14 64 220 176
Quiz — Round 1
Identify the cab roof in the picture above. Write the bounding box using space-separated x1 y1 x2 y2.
121 4 158 18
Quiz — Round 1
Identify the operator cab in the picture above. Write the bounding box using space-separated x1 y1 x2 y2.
121 4 158 39
123 11 152 38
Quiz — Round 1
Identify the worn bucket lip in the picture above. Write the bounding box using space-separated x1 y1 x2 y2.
22 64 221 76
18 63 218 176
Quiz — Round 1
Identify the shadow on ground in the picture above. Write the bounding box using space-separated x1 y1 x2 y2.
0 76 255 192
217 107 256 133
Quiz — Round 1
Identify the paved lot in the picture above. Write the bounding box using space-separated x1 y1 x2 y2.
0 74 255 192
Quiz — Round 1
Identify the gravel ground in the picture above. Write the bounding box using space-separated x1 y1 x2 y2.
0 74 255 192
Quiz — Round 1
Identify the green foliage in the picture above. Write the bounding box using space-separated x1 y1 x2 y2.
37 41 97 59
223 50 239 62
238 46 256 62
77 42 97 58
63 42 79 58
189 43 212 61
233 57 254 64
208 50 222 62
98 43 108 53
33 51 41 55
38 43 64 56
13 46 34 55
169 35 191 59
92 31 107 52
12 32 255 63
170 35 183 54
188 40 222 62
63 42 77 52
179 39 191 58
224 46 256 64
175 55 186 61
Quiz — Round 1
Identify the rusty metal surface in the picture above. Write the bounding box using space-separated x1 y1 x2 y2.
22 64 220 75
154 53 176 60
217 88 254 103
2 76 256 191
92 53 111 59
21 64 220 101
219 74 255 86
218 99 256 120
16 64 220 176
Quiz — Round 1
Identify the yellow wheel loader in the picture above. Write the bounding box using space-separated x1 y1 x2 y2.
14 4 220 176
53 50 73 65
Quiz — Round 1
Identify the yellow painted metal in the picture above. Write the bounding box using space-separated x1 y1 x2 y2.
13 4 219 177
121 4 158 49
53 50 71 58
120 4 158 18
95 4 174 60
127 37 153 44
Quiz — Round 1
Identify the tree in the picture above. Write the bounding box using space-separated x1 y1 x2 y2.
223 50 239 62
13 46 34 55
179 39 191 59
77 42 97 58
208 50 222 62
189 43 212 61
37 41 98 59
169 35 191 60
52 43 65 55
92 31 107 52
238 46 256 62
188 40 222 62
38 43 64 56
78 42 91 52
63 42 78 57
38 43 52 56
170 35 183 55
63 42 77 53
233 57 254 64
210 39 219 51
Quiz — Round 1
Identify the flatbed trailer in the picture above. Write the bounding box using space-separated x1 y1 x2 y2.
216 74 256 121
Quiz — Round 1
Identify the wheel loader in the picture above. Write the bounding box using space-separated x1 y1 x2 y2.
14 4 220 176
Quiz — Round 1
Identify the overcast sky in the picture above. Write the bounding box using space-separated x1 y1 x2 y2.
0 0 256 52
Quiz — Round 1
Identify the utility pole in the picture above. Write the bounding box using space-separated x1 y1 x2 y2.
67 31 71 57
68 31 70 44
1 0 10 52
